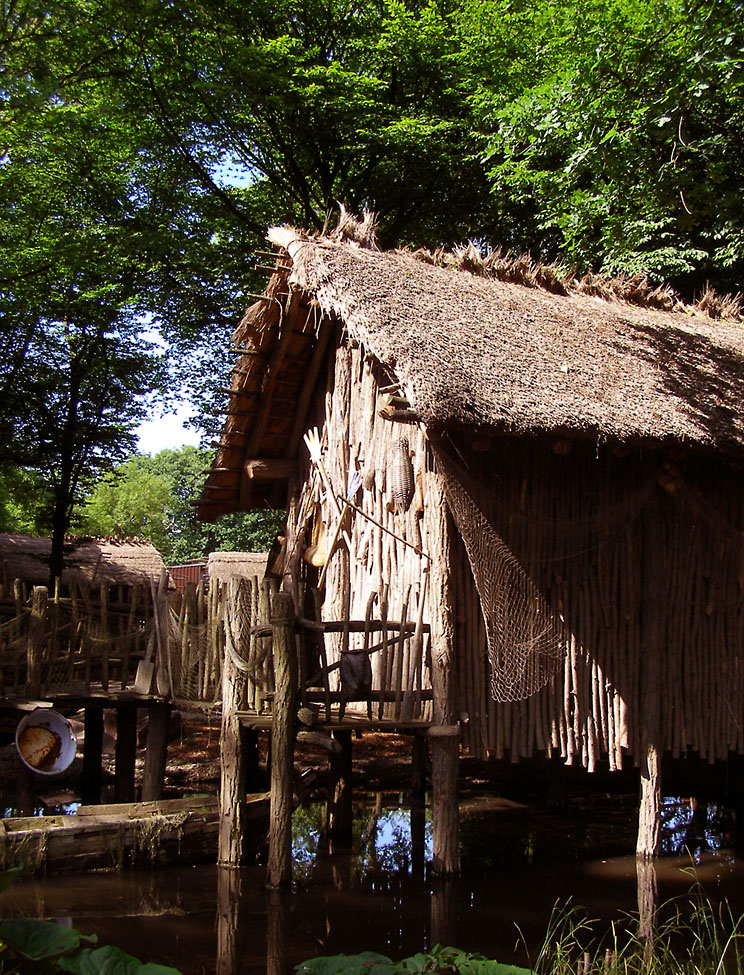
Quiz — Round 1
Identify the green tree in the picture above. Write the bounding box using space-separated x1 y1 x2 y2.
76 446 278 561
474 0 744 294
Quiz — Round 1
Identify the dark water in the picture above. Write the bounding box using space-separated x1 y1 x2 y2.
2 794 742 975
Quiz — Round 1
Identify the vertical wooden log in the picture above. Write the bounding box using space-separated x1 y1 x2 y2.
141 702 171 801
636 858 658 958
100 583 110 691
637 487 666 859
243 727 264 793
410 797 426 879
26 586 48 698
12 579 23 690
425 468 459 876
81 707 104 805
327 730 353 845
267 591 297 887
411 735 428 800
219 578 251 867
114 704 137 803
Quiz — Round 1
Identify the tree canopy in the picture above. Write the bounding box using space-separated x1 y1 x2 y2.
1 0 742 572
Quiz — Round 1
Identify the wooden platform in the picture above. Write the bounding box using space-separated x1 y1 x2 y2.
237 708 458 737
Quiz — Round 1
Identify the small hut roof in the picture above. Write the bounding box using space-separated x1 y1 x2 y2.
0 534 170 588
206 551 268 581
199 226 744 519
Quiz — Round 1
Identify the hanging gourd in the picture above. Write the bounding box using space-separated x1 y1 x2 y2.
389 438 414 512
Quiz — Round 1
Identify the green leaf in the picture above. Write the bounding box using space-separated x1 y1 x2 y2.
0 919 97 960
59 944 182 975
295 952 395 975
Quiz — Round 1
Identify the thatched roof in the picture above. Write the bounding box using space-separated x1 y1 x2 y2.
0 534 170 588
280 229 744 444
206 551 268 581
199 225 744 519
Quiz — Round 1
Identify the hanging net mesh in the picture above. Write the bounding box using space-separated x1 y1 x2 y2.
434 445 568 702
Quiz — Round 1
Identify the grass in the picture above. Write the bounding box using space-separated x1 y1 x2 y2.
528 889 744 975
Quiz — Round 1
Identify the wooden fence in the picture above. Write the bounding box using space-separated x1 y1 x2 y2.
1 572 430 717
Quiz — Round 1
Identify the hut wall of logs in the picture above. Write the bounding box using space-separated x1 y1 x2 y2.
199 221 744 875
286 336 434 721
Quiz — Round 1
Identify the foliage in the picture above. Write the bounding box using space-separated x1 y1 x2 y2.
2 0 742 559
296 946 531 975
527 892 744 975
475 0 744 294
0 918 180 975
75 446 279 561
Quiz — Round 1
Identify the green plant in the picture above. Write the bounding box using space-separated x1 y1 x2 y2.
0 918 182 975
528 890 744 975
295 945 531 975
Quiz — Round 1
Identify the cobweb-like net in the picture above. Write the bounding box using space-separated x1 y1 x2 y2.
434 446 567 702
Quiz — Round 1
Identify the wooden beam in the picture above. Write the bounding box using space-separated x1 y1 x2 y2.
244 458 298 482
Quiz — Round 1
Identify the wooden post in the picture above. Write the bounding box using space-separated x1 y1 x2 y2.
219 578 252 867
243 727 264 792
114 704 137 803
141 702 171 801
411 797 426 879
411 735 428 801
327 730 353 845
425 472 459 876
266 591 297 888
637 487 666 859
81 707 104 805
636 858 658 959
26 586 48 698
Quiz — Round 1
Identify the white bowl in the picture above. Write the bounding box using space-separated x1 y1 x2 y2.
15 708 78 775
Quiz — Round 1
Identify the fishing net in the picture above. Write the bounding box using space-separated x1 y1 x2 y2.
434 445 568 702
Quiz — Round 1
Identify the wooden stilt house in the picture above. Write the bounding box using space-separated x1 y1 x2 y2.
199 218 744 874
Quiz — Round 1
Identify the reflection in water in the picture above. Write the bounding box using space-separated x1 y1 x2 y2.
2 793 741 975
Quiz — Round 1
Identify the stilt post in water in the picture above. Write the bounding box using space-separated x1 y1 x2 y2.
426 473 460 876
267 591 297 887
218 578 251 866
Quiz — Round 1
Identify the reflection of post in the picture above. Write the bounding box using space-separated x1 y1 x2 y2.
266 889 290 975
267 592 297 887
636 857 658 958
216 866 243 975
430 878 459 948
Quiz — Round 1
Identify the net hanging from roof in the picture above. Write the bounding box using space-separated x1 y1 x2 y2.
434 445 568 702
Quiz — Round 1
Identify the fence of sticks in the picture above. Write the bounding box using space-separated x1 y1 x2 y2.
0 567 430 718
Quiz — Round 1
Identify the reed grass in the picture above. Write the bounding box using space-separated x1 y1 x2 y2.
527 889 744 975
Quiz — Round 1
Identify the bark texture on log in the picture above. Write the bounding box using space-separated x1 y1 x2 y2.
266 591 297 887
